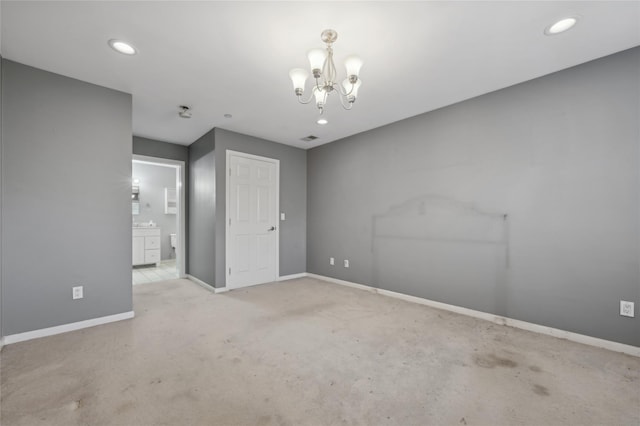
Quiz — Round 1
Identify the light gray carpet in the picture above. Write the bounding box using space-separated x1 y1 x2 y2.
1 277 638 425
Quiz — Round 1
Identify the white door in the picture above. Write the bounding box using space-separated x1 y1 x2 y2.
226 151 279 289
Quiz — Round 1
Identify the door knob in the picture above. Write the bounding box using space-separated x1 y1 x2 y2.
268 226 276 231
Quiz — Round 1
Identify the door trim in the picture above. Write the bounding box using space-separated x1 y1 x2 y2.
132 155 186 279
225 150 280 289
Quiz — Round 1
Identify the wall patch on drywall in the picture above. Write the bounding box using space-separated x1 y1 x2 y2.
371 195 510 316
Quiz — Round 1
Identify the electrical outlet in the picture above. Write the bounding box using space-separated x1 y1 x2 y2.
72 286 83 300
620 301 634 317
344 259 349 268
329 257 334 266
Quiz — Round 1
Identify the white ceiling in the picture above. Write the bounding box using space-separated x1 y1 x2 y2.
1 1 639 149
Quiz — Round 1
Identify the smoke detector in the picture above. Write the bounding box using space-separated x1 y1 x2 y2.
178 105 192 119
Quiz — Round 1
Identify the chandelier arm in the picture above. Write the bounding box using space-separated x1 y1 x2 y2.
321 55 330 85
337 92 354 110
334 82 347 96
328 51 337 85
297 92 315 105
335 81 355 97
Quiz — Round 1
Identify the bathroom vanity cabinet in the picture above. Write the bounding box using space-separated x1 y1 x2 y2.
132 227 161 266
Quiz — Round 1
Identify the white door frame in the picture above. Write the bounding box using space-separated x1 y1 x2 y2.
132 155 186 279
225 149 280 289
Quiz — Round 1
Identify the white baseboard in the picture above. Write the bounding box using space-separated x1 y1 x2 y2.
3 311 135 345
307 274 374 293
306 273 640 357
278 272 308 281
186 274 215 292
186 274 228 293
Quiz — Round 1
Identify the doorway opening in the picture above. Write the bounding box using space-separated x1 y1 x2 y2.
132 155 186 284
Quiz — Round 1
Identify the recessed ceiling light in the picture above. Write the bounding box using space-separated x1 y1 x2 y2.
224 114 233 119
317 118 328 125
108 39 137 55
545 17 578 35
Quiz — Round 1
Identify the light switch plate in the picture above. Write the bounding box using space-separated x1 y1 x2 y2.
280 212 285 221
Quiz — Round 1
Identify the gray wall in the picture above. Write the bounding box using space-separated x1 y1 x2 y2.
132 162 178 260
307 47 640 346
188 129 216 285
214 128 307 287
1 60 133 335
133 136 188 163
0 55 3 342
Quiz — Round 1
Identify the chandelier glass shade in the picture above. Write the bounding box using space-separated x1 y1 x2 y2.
289 29 363 115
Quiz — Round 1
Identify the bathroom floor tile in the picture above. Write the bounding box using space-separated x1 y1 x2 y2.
132 260 178 284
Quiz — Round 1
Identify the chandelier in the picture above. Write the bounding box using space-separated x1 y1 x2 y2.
289 29 363 117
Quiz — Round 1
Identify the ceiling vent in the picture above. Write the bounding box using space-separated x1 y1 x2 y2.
301 135 318 142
